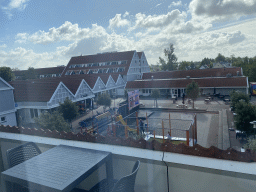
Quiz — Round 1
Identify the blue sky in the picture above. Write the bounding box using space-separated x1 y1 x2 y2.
1 0 256 69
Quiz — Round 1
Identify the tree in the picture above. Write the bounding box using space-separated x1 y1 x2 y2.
58 97 79 123
151 89 160 108
244 139 256 152
35 111 70 132
178 61 190 70
234 101 256 135
0 66 15 82
215 53 226 63
186 81 199 108
97 93 112 111
22 67 37 80
230 91 249 111
158 43 178 71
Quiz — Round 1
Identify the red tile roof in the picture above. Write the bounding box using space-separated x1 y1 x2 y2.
9 73 119 102
126 77 247 89
142 67 243 79
9 80 60 102
62 51 136 77
13 66 65 77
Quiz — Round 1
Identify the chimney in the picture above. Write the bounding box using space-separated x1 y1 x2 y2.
151 76 154 80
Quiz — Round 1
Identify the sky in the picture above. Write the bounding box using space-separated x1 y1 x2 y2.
1 0 256 70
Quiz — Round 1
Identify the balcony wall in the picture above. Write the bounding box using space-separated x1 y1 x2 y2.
1 132 256 192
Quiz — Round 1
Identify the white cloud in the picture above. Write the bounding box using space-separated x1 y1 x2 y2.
0 44 7 48
15 33 28 43
8 0 29 9
156 3 162 8
109 14 130 29
16 21 92 44
130 10 186 30
169 1 182 8
2 0 29 18
0 47 68 69
123 11 129 18
189 0 256 21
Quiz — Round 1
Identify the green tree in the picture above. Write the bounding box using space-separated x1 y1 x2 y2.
58 97 79 122
151 89 160 108
215 53 226 63
234 101 256 135
158 43 177 71
35 111 70 132
22 67 37 80
178 61 190 70
186 81 199 108
97 93 112 111
230 91 249 111
244 139 256 152
0 66 15 82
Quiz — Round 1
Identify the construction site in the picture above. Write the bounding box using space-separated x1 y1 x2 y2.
78 102 198 147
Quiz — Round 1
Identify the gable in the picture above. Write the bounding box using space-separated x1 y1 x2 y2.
48 83 75 106
0 77 13 90
93 77 106 92
116 75 125 86
106 76 116 89
129 51 139 67
75 80 94 99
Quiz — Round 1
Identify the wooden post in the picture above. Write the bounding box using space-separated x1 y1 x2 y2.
136 112 139 135
108 125 110 135
125 126 128 138
186 130 189 146
162 120 165 143
112 123 116 137
146 112 149 132
192 123 195 147
169 113 171 137
195 114 197 142
153 130 155 140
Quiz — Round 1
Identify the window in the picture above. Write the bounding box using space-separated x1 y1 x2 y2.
1 116 6 122
143 89 145 93
30 109 38 119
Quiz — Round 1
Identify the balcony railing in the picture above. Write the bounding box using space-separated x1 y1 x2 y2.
1 130 256 192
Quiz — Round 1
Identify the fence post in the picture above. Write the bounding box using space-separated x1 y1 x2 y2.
162 119 165 143
169 113 171 137
112 123 116 137
195 114 197 142
146 112 149 132
186 130 189 146
125 126 128 138
107 125 110 135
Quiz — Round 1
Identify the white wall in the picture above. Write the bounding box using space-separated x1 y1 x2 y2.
0 112 17 126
